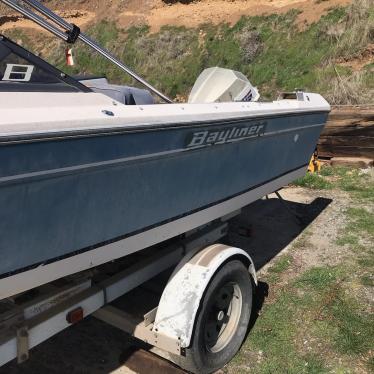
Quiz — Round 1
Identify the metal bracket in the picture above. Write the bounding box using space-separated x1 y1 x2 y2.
144 307 158 327
94 306 181 355
16 326 29 364
66 24 80 44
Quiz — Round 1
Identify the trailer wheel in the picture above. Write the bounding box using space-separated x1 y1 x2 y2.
183 260 253 374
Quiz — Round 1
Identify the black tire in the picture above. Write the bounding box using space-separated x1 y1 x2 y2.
181 260 253 374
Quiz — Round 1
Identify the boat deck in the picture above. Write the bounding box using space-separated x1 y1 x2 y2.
0 92 329 141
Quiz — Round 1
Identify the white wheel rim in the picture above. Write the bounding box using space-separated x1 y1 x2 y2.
204 282 243 353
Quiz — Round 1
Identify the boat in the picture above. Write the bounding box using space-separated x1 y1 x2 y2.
0 0 330 300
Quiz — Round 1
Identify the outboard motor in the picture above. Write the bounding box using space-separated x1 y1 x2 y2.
188 67 260 104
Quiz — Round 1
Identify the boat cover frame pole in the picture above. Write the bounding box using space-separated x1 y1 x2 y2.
0 0 67 40
0 0 173 103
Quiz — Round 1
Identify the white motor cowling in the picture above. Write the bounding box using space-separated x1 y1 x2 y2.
188 67 260 104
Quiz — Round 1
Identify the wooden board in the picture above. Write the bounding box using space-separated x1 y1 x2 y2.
119 348 187 374
318 105 374 159
318 136 374 148
318 145 374 159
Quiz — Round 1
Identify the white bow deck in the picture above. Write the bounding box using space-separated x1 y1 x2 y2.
0 92 330 139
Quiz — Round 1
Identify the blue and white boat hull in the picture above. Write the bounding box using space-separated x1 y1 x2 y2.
0 91 329 299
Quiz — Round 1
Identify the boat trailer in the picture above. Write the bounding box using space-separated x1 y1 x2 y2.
0 212 257 373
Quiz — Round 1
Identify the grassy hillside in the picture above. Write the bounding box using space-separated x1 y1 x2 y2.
5 0 374 103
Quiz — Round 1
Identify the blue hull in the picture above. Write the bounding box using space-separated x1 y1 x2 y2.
0 111 328 278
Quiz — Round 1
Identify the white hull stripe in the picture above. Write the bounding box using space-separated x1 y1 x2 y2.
0 123 324 186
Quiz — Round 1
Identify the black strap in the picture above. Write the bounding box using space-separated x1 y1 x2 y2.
66 24 81 44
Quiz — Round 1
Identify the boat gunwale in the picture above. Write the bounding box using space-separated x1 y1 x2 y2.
0 108 330 145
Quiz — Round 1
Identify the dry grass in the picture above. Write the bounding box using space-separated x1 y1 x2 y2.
235 26 263 63
333 0 374 58
135 28 195 62
325 69 374 105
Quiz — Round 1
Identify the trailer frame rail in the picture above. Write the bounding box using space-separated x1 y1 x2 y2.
0 220 228 367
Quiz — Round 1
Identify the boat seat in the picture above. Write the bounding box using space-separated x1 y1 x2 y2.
78 77 155 105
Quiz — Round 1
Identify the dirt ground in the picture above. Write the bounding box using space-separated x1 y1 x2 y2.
140 0 352 31
0 183 363 374
337 43 374 71
0 0 352 33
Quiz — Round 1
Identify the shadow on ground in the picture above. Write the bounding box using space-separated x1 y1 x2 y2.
225 194 332 269
225 193 332 343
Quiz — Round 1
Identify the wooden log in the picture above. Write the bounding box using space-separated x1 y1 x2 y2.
318 136 374 147
328 112 374 121
330 157 374 169
324 119 374 127
318 145 374 159
331 105 374 110
318 106 374 158
329 105 374 120
119 348 186 374
321 126 374 137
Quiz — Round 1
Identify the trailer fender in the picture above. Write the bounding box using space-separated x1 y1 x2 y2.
153 244 257 348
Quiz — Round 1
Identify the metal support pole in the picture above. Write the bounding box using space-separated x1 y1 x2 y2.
0 0 68 40
1 0 173 103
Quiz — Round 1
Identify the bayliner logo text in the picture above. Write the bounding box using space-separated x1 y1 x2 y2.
186 122 266 148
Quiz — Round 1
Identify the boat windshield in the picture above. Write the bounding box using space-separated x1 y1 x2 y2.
0 35 90 93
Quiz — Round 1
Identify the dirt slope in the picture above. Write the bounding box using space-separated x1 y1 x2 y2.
139 0 352 31
0 0 352 33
